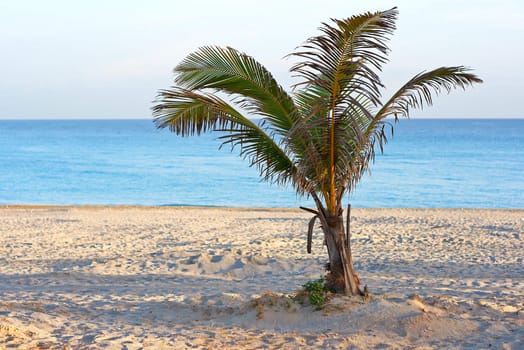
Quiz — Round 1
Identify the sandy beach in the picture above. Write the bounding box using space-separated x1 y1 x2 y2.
0 206 522 349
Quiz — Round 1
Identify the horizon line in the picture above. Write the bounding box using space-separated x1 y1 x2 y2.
1 116 523 121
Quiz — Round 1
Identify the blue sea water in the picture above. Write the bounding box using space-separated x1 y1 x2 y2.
0 119 523 208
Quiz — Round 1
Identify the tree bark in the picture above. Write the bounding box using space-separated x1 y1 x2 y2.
307 192 361 296
322 213 362 296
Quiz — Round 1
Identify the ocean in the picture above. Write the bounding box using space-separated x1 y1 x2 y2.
0 119 523 208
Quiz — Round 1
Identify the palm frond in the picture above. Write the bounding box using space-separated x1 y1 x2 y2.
334 66 483 197
290 7 398 107
376 66 483 119
153 87 232 135
173 46 299 136
152 87 296 185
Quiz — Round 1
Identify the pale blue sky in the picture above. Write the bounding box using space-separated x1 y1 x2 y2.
1 0 522 119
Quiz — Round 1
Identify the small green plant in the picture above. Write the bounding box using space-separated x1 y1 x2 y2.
308 292 325 306
303 278 325 293
302 278 330 308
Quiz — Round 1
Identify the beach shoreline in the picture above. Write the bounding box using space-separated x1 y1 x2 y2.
1 207 522 349
3 203 524 214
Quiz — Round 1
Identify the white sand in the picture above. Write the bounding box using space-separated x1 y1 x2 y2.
0 206 522 349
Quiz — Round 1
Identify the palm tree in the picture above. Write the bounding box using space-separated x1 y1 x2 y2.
152 7 482 296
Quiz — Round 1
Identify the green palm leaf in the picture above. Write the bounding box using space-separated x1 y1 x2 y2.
376 66 483 119
290 7 397 108
152 87 296 185
174 46 299 137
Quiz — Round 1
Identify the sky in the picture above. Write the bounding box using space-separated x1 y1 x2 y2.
1 0 523 119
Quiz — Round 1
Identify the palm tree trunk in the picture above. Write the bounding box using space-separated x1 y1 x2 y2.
322 214 362 296
308 193 361 296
